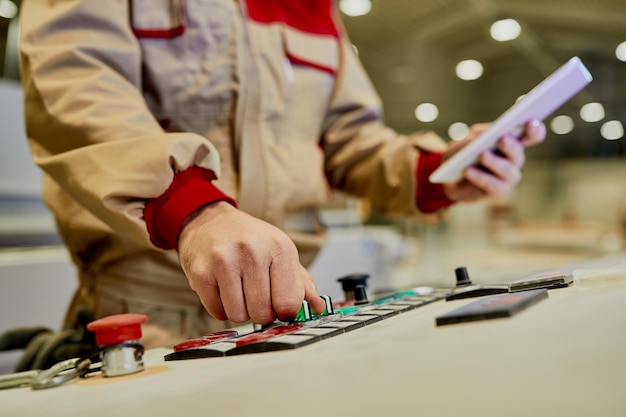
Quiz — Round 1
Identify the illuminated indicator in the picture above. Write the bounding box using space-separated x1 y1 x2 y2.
335 306 359 315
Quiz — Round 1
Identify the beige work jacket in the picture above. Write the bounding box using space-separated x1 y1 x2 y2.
19 0 447 331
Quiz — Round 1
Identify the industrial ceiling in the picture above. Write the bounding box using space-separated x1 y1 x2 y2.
340 0 626 157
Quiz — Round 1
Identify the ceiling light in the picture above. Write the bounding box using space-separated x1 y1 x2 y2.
580 102 605 123
448 122 469 141
415 103 439 122
550 115 574 135
0 0 18 19
600 120 624 140
455 60 483 80
490 19 522 42
339 0 372 17
616 41 626 62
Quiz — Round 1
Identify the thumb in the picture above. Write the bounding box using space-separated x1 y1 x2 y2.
300 266 327 315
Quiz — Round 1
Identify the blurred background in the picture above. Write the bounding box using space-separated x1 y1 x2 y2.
340 0 626 156
0 0 625 370
313 0 626 298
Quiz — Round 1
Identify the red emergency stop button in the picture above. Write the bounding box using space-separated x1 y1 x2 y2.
87 313 148 346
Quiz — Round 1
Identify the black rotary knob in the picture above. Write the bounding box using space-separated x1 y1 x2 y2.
455 267 473 287
337 273 370 301
354 285 369 305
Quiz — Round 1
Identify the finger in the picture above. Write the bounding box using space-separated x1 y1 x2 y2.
242 262 275 325
465 166 516 196
182 259 229 321
300 266 326 315
478 149 522 185
520 120 546 147
445 180 486 203
496 135 525 168
215 268 249 323
467 122 491 139
269 251 305 321
197 283 228 321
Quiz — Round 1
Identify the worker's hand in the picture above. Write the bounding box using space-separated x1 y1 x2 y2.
177 201 326 325
442 120 546 202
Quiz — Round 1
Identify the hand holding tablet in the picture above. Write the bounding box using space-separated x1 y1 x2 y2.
429 56 593 184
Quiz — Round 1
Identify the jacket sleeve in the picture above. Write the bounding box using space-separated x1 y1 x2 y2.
321 12 453 221
19 0 227 248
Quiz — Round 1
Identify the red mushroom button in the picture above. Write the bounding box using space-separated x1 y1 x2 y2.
87 313 148 346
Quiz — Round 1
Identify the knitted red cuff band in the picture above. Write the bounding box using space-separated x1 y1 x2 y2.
415 152 455 213
143 167 237 249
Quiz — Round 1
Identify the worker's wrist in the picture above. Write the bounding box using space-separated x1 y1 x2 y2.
143 167 237 250
415 151 455 213
179 200 233 236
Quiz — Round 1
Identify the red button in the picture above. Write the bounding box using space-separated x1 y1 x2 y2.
264 324 303 335
235 332 274 347
173 338 213 352
86 314 148 346
203 330 239 341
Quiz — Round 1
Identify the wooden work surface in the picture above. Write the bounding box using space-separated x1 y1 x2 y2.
1 253 626 417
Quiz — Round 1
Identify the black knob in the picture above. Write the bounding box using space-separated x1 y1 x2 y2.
354 285 369 305
455 267 472 287
337 273 370 301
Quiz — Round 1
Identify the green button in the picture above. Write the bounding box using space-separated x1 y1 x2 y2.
318 295 334 316
293 300 312 322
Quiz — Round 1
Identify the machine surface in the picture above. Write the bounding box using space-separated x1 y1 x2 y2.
1 254 625 417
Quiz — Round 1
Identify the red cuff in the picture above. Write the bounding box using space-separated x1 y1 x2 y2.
415 152 455 214
143 167 237 250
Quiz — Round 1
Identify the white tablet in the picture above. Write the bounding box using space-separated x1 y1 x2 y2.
429 56 593 183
